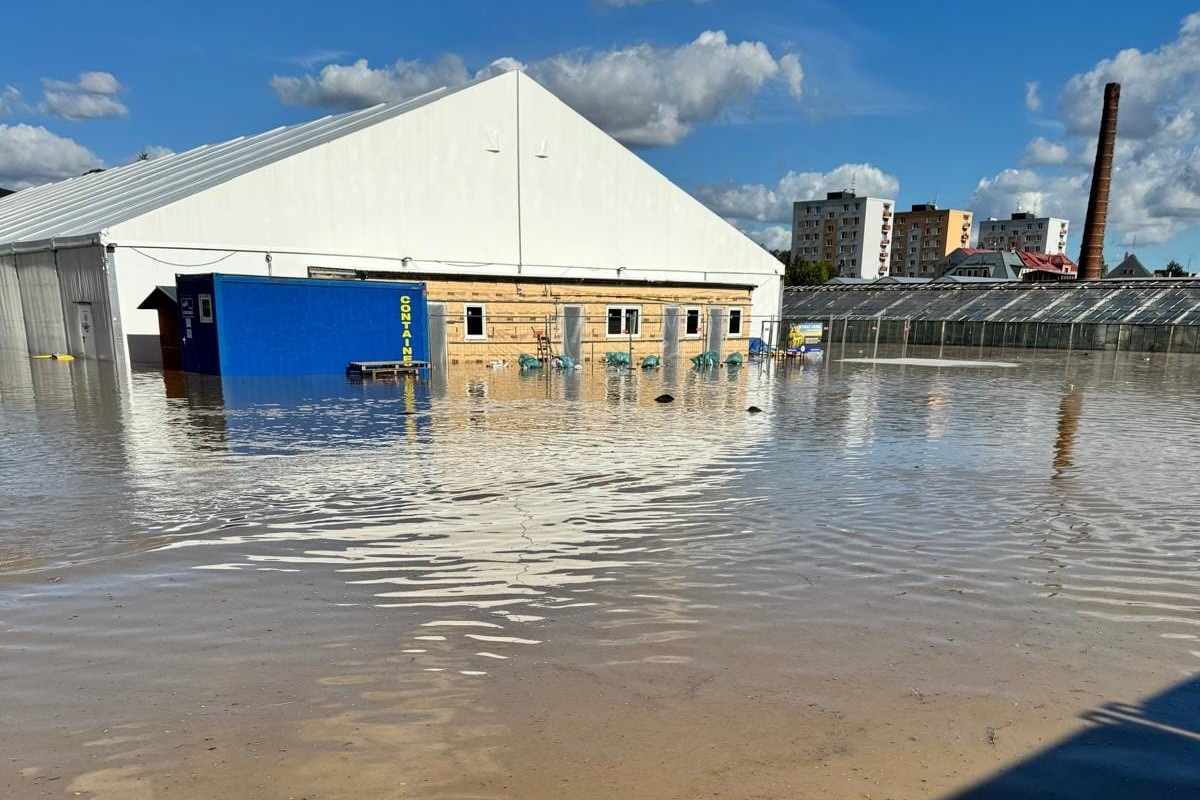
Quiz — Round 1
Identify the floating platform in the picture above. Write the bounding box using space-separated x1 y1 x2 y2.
346 360 429 380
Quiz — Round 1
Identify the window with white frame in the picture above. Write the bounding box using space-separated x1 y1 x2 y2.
727 308 743 337
198 294 213 323
684 306 701 337
606 306 640 337
464 303 486 339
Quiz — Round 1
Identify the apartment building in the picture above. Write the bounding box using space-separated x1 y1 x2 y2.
889 204 973 277
977 212 1069 254
791 191 894 279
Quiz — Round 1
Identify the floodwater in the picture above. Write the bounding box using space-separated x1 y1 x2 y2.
1 347 1198 799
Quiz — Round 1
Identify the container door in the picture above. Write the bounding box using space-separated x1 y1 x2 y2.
706 306 725 357
562 305 583 364
427 302 448 373
662 305 680 364
76 304 94 359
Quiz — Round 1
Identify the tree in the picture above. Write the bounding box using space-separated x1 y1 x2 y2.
787 259 836 286
1163 260 1189 277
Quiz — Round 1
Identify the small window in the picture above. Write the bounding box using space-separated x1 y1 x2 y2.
727 308 743 337
606 306 640 337
684 307 701 337
464 304 486 339
198 294 213 323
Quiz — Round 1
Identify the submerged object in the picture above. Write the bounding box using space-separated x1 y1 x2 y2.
654 394 674 403
691 351 719 369
605 352 632 367
488 359 509 369
517 353 542 370
32 353 74 361
725 352 744 365
747 406 763 414
641 355 661 369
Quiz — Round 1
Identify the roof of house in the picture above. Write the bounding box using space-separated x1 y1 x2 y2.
0 75 489 247
935 248 1025 280
1018 252 1078 274
136 285 179 310
1103 252 1153 279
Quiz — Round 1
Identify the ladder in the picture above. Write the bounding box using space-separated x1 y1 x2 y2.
534 327 555 362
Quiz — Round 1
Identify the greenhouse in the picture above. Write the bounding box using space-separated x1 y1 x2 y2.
780 279 1200 354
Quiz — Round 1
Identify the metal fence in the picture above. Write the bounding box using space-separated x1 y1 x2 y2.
782 316 1200 356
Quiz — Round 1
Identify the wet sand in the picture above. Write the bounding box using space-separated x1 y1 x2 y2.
2 348 1198 799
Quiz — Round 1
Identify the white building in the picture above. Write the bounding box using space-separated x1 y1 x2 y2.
0 70 782 368
791 192 894 279
976 212 1069 254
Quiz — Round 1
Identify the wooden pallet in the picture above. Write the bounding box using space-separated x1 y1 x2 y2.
346 360 430 379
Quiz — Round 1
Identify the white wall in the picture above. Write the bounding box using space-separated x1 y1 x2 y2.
860 198 892 280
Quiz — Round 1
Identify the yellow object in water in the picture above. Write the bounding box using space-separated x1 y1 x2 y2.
32 353 75 361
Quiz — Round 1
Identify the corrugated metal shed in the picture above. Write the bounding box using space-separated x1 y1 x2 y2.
0 82 473 248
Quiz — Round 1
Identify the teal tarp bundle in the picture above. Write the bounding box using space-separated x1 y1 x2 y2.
641 355 661 369
605 352 632 366
554 355 575 369
518 353 542 370
691 351 719 368
725 352 744 365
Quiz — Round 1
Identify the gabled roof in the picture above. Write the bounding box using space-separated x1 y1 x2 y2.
1103 252 1152 279
1017 251 1078 274
935 248 1024 280
136 285 178 310
0 75 492 247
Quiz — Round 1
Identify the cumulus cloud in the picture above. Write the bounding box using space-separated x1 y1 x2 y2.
1024 81 1041 113
40 71 128 120
694 163 899 224
749 225 793 251
0 124 104 189
1022 136 1070 166
270 31 804 146
977 14 1200 247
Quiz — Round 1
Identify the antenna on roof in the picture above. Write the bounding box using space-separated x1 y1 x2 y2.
932 187 939 207
849 171 857 194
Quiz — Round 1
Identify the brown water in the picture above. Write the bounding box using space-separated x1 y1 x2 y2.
1 349 1198 799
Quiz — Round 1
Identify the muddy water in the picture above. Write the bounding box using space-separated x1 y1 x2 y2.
1 349 1198 799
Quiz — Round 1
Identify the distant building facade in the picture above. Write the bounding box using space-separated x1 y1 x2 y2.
934 248 1078 282
977 212 1069 254
890 204 972 277
791 191 894 279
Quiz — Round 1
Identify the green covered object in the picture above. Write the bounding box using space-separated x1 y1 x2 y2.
605 352 632 366
725 352 744 365
554 355 575 369
691 351 719 368
641 355 661 369
518 353 542 370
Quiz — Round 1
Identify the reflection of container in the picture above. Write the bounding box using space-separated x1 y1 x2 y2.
177 274 428 376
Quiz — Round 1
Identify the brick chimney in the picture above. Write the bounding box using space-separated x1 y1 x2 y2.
1078 83 1120 280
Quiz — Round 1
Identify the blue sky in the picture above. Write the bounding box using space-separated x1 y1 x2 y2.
4 1 1200 269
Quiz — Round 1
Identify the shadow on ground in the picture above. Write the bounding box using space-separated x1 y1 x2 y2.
947 675 1200 798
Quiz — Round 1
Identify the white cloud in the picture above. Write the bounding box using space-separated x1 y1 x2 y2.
0 124 104 189
0 86 23 116
40 71 128 120
977 14 1200 248
270 31 804 146
1022 136 1070 166
749 225 792 251
693 163 899 224
1024 81 1041 113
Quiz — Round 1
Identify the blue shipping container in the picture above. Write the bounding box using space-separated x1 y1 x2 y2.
176 274 429 376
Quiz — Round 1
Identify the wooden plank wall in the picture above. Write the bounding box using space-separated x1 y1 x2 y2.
422 278 755 364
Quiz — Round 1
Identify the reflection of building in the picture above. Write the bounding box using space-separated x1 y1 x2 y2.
1053 385 1083 477
0 71 780 368
977 212 1069 254
792 191 894 280
890 204 972 278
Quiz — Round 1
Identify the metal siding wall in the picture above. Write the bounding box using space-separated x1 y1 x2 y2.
562 305 583 364
16 251 68 355
662 306 680 364
0 253 29 354
55 246 115 361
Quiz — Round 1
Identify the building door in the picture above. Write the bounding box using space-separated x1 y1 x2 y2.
706 306 725 357
76 304 94 359
562 305 583 364
427 302 448 372
662 305 680 364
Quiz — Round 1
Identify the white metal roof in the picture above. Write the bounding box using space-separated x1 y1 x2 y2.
0 77 488 248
